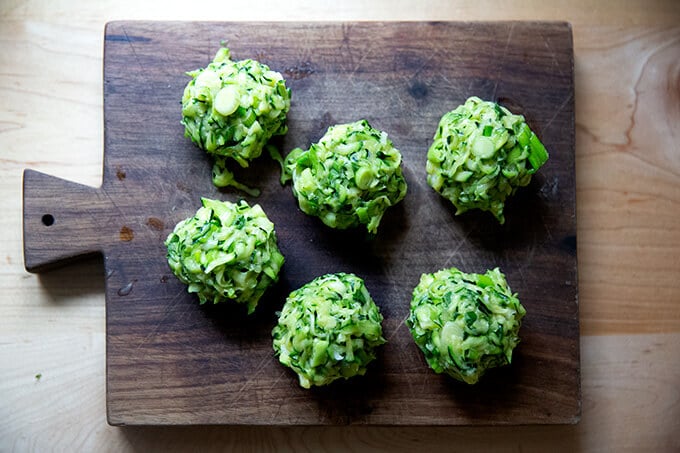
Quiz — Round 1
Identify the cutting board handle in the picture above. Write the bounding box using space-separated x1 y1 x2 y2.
23 169 113 272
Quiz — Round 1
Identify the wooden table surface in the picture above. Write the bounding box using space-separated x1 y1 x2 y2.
1 0 678 451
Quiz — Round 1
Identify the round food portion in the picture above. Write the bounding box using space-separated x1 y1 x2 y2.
272 273 386 388
426 96 549 223
284 120 407 234
181 47 291 192
165 198 284 314
407 267 526 384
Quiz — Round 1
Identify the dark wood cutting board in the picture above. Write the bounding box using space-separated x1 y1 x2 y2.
23 21 579 425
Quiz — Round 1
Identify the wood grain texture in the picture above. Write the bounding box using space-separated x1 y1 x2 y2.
575 25 680 335
2 0 679 450
1 332 677 451
21 20 579 426
22 171 113 271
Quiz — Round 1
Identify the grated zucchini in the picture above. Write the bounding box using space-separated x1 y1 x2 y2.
165 198 284 314
407 267 526 384
427 96 549 223
272 273 386 388
283 120 407 234
181 47 291 194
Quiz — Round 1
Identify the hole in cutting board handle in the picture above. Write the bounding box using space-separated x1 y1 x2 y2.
23 169 113 272
41 214 55 226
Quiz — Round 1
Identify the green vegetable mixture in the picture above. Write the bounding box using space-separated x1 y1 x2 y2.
165 198 284 314
272 273 386 388
181 47 291 195
407 267 526 384
172 46 546 388
427 96 549 223
283 120 407 234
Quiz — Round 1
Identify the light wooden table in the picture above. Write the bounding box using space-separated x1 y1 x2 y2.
1 1 679 451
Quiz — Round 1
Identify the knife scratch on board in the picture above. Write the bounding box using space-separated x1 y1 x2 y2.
386 314 409 343
442 223 473 269
133 287 186 351
101 186 165 243
543 92 574 133
121 25 149 86
101 187 131 227
491 22 516 102
394 343 417 398
347 47 374 85
542 32 566 78
339 23 355 71
226 352 272 410
514 236 537 289
264 370 288 419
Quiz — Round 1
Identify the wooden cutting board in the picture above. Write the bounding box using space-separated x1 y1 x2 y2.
23 21 579 425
